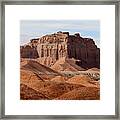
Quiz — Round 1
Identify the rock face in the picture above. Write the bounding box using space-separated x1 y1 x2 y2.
20 31 100 69
20 38 39 59
37 32 68 66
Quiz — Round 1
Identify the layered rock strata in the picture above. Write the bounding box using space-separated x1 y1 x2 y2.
20 31 100 69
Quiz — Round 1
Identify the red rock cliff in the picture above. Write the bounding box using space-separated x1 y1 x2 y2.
20 31 100 69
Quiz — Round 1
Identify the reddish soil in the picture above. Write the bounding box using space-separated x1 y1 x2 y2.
66 74 99 88
87 67 100 72
55 87 100 100
51 57 85 72
20 84 49 100
20 59 100 100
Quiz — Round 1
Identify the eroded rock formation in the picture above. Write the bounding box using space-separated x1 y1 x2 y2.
20 31 100 69
20 38 39 59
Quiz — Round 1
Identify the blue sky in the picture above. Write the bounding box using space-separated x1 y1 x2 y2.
20 20 100 47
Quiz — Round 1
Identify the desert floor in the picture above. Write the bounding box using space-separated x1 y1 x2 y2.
20 58 100 100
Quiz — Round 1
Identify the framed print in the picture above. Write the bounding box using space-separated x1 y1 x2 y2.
0 0 120 119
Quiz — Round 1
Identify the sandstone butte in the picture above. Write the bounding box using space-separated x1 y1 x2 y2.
20 31 100 69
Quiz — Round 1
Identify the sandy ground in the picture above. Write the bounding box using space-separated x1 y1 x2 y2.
20 58 100 100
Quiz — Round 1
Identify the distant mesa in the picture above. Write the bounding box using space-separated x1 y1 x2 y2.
20 31 100 69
